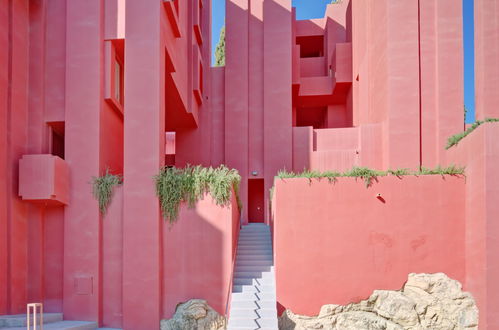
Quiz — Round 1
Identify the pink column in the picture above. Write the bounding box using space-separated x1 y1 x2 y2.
63 0 103 322
4 0 30 314
385 1 420 169
225 0 249 223
0 0 10 315
474 0 499 119
123 0 164 328
263 0 293 222
248 0 264 181
420 0 464 167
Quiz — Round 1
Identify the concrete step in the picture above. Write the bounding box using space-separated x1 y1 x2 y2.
256 317 278 328
235 265 273 272
237 250 272 255
229 308 277 319
234 271 274 279
227 318 259 329
237 240 271 245
233 277 275 286
231 292 276 302
236 259 273 266
239 232 270 237
231 300 277 315
232 284 275 293
237 246 272 254
234 254 272 261
0 313 63 327
1 321 98 330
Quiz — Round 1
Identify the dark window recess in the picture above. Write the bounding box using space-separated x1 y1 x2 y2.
49 122 65 159
296 35 324 58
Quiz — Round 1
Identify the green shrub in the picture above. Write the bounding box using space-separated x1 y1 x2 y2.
154 165 241 225
276 165 465 188
446 118 499 149
92 169 122 215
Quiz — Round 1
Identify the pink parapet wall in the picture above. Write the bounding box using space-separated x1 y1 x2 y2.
445 123 499 330
272 176 466 316
162 191 240 318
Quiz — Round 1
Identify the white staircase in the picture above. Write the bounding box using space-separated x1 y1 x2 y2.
228 223 278 330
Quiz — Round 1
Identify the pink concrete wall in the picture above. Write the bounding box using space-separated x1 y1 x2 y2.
63 0 104 322
273 176 466 316
123 0 165 328
263 0 293 223
474 0 499 119
446 123 499 329
0 0 30 315
225 0 250 223
162 192 239 318
102 186 124 328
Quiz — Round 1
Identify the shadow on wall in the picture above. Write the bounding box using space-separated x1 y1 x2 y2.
162 192 239 319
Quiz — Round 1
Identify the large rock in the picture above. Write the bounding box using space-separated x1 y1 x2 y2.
160 299 226 330
279 273 478 330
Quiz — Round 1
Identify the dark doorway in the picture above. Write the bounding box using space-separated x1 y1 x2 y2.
248 179 264 223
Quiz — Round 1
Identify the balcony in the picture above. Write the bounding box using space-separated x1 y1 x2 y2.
19 154 69 206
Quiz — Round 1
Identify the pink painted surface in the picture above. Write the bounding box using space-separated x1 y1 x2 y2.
162 192 239 318
446 123 499 329
122 0 165 329
102 186 124 328
273 176 466 316
18 155 69 205
63 0 104 322
474 0 499 119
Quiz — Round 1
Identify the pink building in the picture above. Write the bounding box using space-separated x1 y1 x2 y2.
1 0 498 329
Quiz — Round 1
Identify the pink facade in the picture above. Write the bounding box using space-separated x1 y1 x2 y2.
1 0 499 329
272 176 466 315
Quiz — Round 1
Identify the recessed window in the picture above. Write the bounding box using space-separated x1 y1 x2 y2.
114 60 121 103
296 35 324 58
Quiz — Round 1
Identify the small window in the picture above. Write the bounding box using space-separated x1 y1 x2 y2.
114 60 121 103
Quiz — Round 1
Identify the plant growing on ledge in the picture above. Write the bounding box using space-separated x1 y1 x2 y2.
92 169 122 215
446 117 499 149
154 165 241 225
276 165 465 188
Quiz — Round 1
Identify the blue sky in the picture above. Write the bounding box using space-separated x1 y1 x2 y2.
211 0 475 123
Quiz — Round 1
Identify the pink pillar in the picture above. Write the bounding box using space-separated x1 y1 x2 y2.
248 0 264 181
474 0 499 119
225 0 249 224
1 0 30 314
263 0 293 222
63 0 103 322
420 0 464 167
0 0 10 315
123 0 165 328
384 1 420 169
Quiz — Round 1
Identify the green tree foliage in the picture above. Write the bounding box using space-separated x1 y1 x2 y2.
215 26 225 67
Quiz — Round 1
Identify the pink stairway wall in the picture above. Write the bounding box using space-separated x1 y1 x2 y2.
446 123 499 330
162 192 240 318
272 176 466 316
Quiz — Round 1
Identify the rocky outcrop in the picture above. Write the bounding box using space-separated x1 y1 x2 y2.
160 299 227 330
279 273 478 330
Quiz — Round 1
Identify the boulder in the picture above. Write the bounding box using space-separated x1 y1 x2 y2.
160 299 226 330
279 273 478 330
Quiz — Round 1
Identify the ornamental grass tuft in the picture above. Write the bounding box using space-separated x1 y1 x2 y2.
154 165 241 225
92 169 122 215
